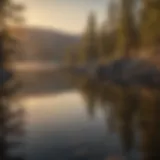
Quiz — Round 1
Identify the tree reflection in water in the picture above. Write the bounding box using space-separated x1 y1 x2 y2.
75 75 160 160
0 85 25 160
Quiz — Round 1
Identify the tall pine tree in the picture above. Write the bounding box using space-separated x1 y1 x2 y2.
117 0 138 58
99 0 119 61
80 12 98 64
0 0 25 159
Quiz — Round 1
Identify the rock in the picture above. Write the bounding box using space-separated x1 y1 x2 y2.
73 58 160 88
98 58 160 87
0 68 12 87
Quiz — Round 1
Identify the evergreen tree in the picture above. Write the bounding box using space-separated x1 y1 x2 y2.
140 0 160 56
99 0 119 61
81 12 98 63
99 24 117 61
0 0 24 159
117 0 138 58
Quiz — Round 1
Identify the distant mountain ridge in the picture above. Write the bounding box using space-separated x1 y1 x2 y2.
16 27 80 62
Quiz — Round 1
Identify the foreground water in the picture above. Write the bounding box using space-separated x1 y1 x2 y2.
8 71 159 160
18 89 142 160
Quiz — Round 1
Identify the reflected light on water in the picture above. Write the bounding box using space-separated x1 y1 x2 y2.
21 91 84 107
19 91 121 160
20 91 88 130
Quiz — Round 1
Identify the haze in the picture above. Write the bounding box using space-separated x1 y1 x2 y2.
13 0 108 34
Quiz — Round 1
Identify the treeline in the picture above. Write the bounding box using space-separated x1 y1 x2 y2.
66 0 160 66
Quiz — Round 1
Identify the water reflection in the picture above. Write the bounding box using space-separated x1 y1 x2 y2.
76 76 160 160
10 71 160 160
0 89 25 160
22 92 109 160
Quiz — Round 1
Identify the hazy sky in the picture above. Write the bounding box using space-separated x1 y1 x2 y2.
14 0 108 34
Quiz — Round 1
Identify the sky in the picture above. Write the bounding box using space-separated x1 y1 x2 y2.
14 0 108 34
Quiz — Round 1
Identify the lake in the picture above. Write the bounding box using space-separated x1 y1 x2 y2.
21 91 122 160
7 70 160 160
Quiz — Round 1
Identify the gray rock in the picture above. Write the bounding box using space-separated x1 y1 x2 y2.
0 68 12 87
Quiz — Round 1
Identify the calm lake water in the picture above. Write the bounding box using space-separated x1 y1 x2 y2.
21 91 135 160
10 71 160 160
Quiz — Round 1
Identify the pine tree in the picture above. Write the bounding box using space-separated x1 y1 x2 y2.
99 24 117 61
0 0 24 159
99 0 119 61
140 0 160 56
117 0 138 58
81 12 98 64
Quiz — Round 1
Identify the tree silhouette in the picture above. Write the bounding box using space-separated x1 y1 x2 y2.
0 0 25 160
80 12 98 63
117 0 138 58
140 0 160 55
99 0 119 61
